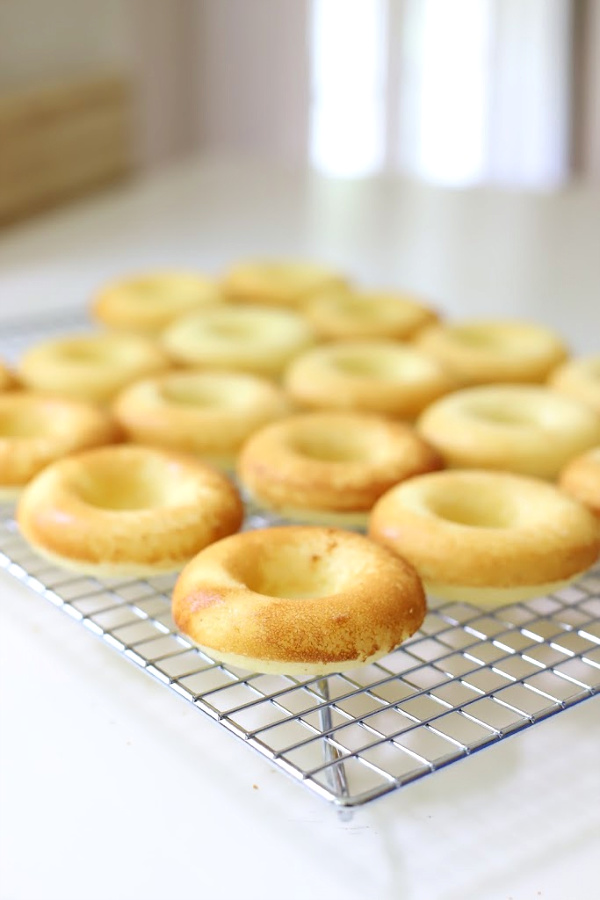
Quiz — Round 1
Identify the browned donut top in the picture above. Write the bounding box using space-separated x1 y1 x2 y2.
18 333 170 403
113 369 291 460
0 392 121 490
17 444 243 571
172 526 426 671
369 469 600 589
237 411 442 513
0 361 18 392
221 260 347 308
415 319 568 385
92 271 222 332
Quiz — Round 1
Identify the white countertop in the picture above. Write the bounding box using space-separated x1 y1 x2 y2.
0 157 599 900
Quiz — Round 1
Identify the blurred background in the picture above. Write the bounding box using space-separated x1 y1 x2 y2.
1 0 599 227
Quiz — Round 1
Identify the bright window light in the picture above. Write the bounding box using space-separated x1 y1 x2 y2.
309 0 388 177
414 0 492 185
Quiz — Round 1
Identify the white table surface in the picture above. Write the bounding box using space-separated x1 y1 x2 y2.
0 157 599 900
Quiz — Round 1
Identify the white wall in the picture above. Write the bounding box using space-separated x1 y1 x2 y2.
194 0 310 164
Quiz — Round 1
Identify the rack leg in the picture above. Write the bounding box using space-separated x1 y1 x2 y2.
316 677 352 818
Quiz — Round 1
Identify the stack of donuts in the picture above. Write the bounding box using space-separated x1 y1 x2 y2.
2 260 599 676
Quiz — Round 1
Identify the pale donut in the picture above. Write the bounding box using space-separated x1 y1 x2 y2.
559 446 600 521
92 271 222 333
417 385 600 479
172 526 426 675
548 355 600 416
0 362 18 392
237 411 442 528
414 318 568 385
17 444 244 577
369 469 600 607
305 286 438 340
0 392 121 500
18 333 169 403
113 370 292 469
161 304 315 377
284 340 457 419
221 259 347 308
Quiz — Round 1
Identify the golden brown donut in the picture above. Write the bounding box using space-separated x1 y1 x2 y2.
369 469 600 607
18 333 169 404
172 526 426 675
113 370 292 469
17 444 244 577
237 411 442 527
548 355 600 416
417 385 600 479
0 361 18 392
0 392 120 500
284 340 457 419
92 271 222 333
559 446 600 521
161 304 315 378
305 286 438 340
414 318 568 385
221 259 347 308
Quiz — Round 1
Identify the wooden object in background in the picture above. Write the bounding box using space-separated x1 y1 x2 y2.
0 74 133 225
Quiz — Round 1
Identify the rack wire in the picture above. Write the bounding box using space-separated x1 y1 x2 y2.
1 309 600 809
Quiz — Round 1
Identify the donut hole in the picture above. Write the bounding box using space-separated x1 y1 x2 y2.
128 280 166 299
330 297 383 320
161 381 219 407
55 338 141 368
160 375 260 409
160 379 232 408
70 456 193 510
426 486 516 529
330 348 437 384
342 300 376 318
58 341 113 364
237 544 346 599
290 428 370 463
465 399 536 426
463 392 579 429
451 325 514 349
207 321 253 340
332 354 391 377
262 264 293 284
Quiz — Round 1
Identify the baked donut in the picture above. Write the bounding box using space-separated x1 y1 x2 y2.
0 392 120 500
17 444 244 577
113 370 292 469
305 286 438 340
237 411 442 527
18 333 169 404
162 304 315 378
92 271 222 333
417 385 600 479
221 259 346 308
369 469 600 607
414 318 568 385
0 362 18 392
559 446 600 521
548 355 600 416
284 340 457 419
172 526 426 675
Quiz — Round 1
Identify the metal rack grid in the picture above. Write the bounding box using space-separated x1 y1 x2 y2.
1 309 600 809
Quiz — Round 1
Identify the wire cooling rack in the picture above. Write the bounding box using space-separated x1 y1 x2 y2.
1 309 600 809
